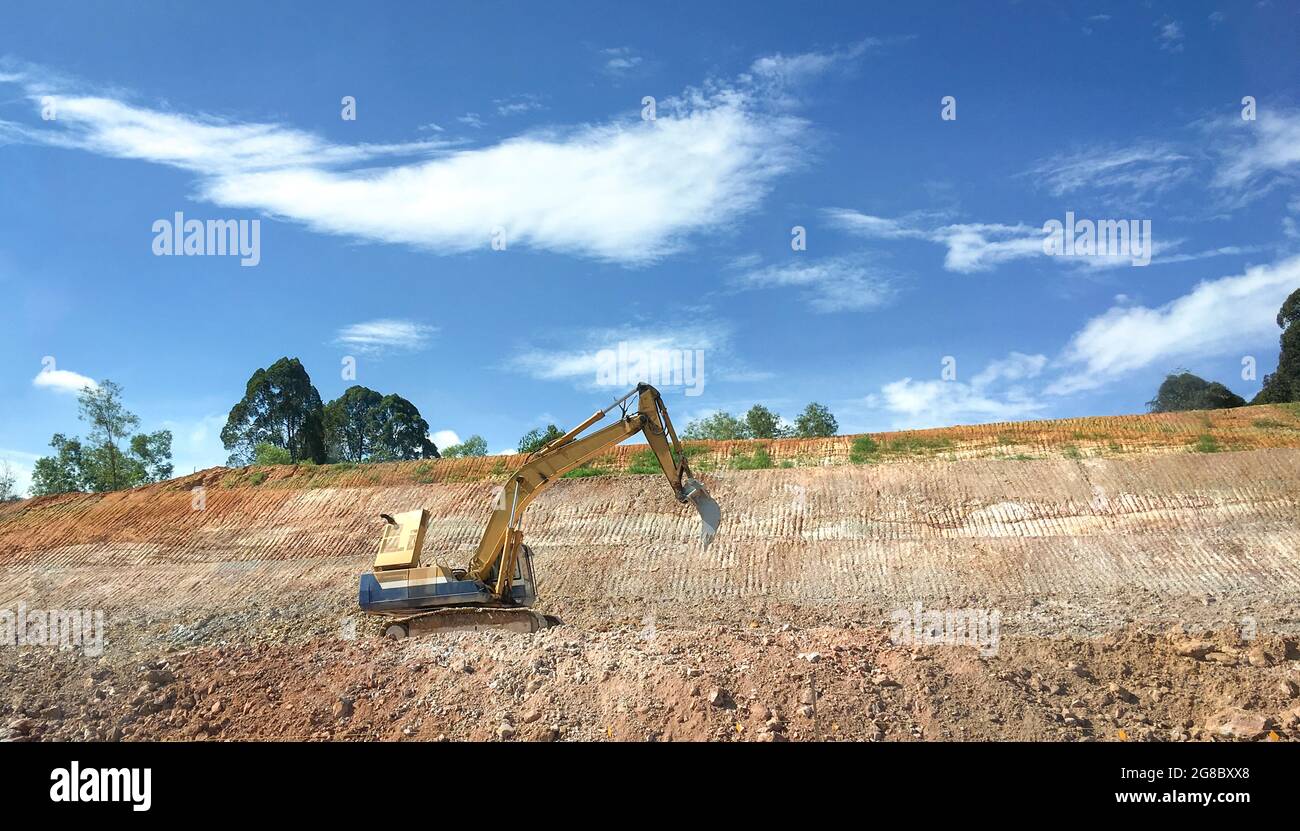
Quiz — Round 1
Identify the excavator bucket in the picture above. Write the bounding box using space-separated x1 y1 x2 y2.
683 478 721 547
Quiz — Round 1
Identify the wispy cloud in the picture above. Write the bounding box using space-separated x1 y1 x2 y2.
1020 109 1300 211
1023 142 1192 202
1050 254 1300 394
874 352 1049 429
456 112 484 129
0 55 844 265
507 317 767 389
825 208 1043 273
733 256 894 312
1210 109 1300 195
825 208 1249 273
1157 20 1185 53
335 319 437 353
32 367 97 394
600 47 645 77
494 94 546 117
0 89 444 171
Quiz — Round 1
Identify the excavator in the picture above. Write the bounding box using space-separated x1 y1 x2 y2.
357 383 721 637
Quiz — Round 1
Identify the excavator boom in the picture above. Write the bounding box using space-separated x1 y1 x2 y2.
357 384 720 636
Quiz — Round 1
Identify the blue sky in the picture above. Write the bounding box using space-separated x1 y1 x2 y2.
3 1 1299 493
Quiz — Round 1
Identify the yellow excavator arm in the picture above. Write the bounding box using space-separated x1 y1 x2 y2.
466 383 720 599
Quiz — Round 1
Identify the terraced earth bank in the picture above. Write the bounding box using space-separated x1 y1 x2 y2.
2 405 1300 742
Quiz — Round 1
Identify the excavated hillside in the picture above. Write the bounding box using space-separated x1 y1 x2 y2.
2 403 1300 742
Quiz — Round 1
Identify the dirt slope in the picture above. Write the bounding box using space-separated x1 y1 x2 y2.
2 405 1299 742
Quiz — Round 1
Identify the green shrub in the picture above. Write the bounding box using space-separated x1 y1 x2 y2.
884 435 952 454
1193 434 1220 453
253 443 292 465
562 465 607 478
628 449 660 474
849 436 879 463
1252 418 1287 429
730 447 773 470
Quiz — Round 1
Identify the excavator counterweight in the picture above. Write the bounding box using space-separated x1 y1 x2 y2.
357 384 721 637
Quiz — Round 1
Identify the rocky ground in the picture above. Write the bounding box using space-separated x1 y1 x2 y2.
3 605 1299 742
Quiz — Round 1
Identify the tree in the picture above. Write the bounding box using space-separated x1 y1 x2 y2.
221 357 327 465
441 435 488 457
322 386 438 462
743 405 787 439
1253 287 1300 404
79 381 139 491
0 461 18 502
31 434 84 495
1148 371 1246 413
30 383 174 496
323 385 383 461
518 424 565 454
682 411 748 441
794 402 838 437
368 393 438 460
128 431 174 484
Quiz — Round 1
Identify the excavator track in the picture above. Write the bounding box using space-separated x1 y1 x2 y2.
382 607 559 639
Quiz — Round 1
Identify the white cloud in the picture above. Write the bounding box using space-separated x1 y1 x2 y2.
0 58 839 266
32 368 98 394
972 352 1049 386
494 95 545 117
1019 109 1300 210
1 60 830 266
825 209 1043 273
0 93 443 171
1212 110 1300 193
1157 20 1185 53
601 47 644 77
429 429 461 450
876 352 1049 429
1022 142 1192 201
938 223 1046 272
507 318 765 389
734 256 894 311
335 319 437 353
202 100 804 265
825 208 1249 273
1050 254 1300 394
747 40 875 83
456 112 484 129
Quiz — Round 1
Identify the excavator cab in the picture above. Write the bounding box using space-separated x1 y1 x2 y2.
358 510 539 615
